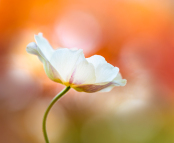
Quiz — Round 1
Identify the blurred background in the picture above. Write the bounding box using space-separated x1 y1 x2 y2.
0 0 174 143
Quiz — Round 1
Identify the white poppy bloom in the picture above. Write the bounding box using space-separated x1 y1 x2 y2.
26 33 127 93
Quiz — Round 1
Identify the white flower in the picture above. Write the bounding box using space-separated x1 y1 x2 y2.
26 33 127 93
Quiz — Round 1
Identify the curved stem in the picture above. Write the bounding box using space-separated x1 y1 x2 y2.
42 86 71 143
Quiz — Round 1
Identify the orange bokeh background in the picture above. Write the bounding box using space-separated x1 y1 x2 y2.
0 0 174 143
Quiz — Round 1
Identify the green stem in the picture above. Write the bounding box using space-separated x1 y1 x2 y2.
42 86 71 143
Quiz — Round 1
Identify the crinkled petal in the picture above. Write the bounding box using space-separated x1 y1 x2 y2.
49 48 84 83
34 33 54 60
87 55 119 83
26 42 62 82
112 72 127 86
99 73 127 92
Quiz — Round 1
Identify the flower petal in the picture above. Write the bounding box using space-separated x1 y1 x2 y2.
34 33 54 60
43 60 62 83
72 82 112 93
27 33 126 93
99 86 115 92
26 42 45 62
26 41 62 82
99 73 127 92
72 72 127 93
87 55 119 83
26 42 39 55
86 55 107 67
49 48 84 83
112 72 127 86
69 57 96 85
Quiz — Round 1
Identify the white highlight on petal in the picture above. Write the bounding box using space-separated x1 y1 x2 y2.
49 48 84 83
86 55 107 67
34 33 54 60
70 57 96 85
87 55 119 83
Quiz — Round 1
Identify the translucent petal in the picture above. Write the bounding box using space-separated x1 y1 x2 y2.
43 60 62 83
72 82 112 93
34 33 54 60
86 55 107 68
26 42 39 55
99 85 115 92
72 73 126 93
26 42 45 62
26 42 62 82
69 57 96 85
100 73 127 92
87 55 119 83
112 73 127 86
49 48 84 83
99 73 127 92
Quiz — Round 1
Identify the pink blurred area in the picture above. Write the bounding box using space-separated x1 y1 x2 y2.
0 0 174 143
